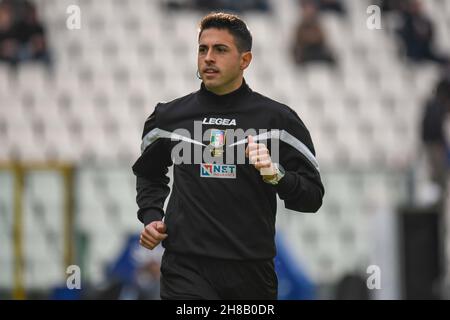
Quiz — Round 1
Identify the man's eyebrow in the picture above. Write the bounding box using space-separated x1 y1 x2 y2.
198 44 230 48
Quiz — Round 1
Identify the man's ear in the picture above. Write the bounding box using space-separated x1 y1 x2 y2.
240 51 252 70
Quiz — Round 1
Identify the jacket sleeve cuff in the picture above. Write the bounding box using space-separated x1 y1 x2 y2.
274 171 296 199
139 209 164 226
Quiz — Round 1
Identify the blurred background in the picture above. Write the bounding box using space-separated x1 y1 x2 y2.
1 0 450 300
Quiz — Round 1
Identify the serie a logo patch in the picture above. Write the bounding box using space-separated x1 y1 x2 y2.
200 164 236 179
210 128 226 157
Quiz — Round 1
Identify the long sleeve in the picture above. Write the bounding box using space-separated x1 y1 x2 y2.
275 108 324 213
132 104 173 225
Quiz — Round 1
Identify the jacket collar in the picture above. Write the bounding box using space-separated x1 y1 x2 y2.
198 78 252 106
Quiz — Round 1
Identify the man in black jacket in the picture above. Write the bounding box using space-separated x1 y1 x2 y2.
132 12 324 300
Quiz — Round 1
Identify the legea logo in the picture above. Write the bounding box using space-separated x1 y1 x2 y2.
200 164 237 179
202 118 237 126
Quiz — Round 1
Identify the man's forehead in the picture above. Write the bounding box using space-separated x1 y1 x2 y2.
198 28 235 45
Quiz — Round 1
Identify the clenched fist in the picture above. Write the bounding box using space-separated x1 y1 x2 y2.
246 135 276 176
140 221 168 250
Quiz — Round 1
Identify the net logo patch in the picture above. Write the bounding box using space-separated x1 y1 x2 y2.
200 164 236 179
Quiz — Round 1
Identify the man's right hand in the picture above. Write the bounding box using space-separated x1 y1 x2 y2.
140 221 168 250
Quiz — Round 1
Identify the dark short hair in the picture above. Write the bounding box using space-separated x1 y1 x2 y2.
198 12 252 53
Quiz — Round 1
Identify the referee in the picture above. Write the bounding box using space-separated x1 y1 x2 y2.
132 12 324 300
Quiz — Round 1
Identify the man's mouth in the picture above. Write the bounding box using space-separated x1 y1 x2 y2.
204 68 219 74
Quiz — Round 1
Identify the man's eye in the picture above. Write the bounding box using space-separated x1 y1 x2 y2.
217 47 226 53
199 48 206 53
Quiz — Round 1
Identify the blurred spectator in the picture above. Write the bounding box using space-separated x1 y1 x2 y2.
377 0 409 13
397 0 449 65
292 0 336 66
0 0 50 67
421 72 450 193
194 0 270 12
166 0 271 13
90 234 163 300
15 1 50 65
0 2 18 66
313 0 346 16
275 232 316 299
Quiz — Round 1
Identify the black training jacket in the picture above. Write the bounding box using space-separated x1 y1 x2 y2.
132 80 324 260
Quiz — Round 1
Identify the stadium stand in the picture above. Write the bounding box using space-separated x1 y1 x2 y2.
1 0 449 299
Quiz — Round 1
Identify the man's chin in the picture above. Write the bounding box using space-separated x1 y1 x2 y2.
203 80 221 89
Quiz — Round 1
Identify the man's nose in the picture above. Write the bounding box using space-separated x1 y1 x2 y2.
205 49 215 63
